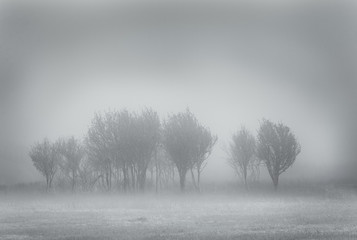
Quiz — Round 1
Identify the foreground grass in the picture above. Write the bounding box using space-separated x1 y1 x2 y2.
0 192 356 240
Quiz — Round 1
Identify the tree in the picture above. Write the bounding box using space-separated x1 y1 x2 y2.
257 119 301 190
149 143 176 193
78 156 102 192
112 109 160 192
29 138 60 191
134 108 161 191
163 109 216 192
105 110 131 191
85 109 161 192
228 127 256 190
191 125 217 191
58 137 84 192
85 112 115 191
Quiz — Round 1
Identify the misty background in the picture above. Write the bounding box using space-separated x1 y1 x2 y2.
0 0 356 185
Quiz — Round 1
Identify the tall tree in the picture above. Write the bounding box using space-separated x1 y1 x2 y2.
85 112 115 190
191 125 217 191
58 137 84 192
78 156 101 192
85 109 161 192
29 138 60 191
257 119 301 190
134 108 161 190
107 110 131 191
228 127 256 190
163 109 216 192
147 143 176 193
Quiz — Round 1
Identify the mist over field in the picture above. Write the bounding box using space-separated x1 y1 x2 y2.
0 0 357 239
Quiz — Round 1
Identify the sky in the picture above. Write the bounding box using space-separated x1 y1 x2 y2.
0 0 357 185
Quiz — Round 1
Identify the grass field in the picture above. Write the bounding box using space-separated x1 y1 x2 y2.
1 191 357 240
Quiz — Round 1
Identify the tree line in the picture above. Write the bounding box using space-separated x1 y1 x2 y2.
29 108 300 192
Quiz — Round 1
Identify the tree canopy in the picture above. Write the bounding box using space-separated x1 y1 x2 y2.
257 119 301 190
163 109 216 191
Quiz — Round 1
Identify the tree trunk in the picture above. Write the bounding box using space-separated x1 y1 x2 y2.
109 167 112 190
273 174 279 191
123 165 128 192
150 168 153 184
130 165 135 191
72 170 75 192
49 175 53 191
138 168 147 191
179 170 186 192
172 168 175 183
243 166 248 191
105 172 109 191
46 176 49 192
155 153 159 193
155 164 159 193
190 168 198 191
197 168 201 192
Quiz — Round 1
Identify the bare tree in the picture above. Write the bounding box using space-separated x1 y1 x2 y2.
257 119 301 190
107 110 131 191
78 155 102 191
29 138 60 191
86 112 115 191
228 127 256 190
58 137 84 192
163 109 216 192
191 125 217 191
85 109 161 192
149 144 176 193
134 108 161 191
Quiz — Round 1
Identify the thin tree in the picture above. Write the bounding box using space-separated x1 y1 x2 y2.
257 119 301 190
228 127 256 190
191 125 217 191
85 109 161 192
163 109 216 192
29 138 60 191
58 137 84 192
78 156 101 191
86 112 114 191
134 108 161 191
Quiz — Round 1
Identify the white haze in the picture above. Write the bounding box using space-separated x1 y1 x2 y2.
0 0 356 185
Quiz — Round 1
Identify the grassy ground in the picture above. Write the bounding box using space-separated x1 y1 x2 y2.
0 191 357 240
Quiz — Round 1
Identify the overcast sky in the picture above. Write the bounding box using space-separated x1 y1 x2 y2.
0 0 357 185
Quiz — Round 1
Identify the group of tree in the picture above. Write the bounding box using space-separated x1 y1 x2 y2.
228 119 301 190
29 108 217 192
29 137 83 191
30 108 301 193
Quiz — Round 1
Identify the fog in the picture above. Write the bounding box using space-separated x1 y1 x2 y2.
1 0 357 185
